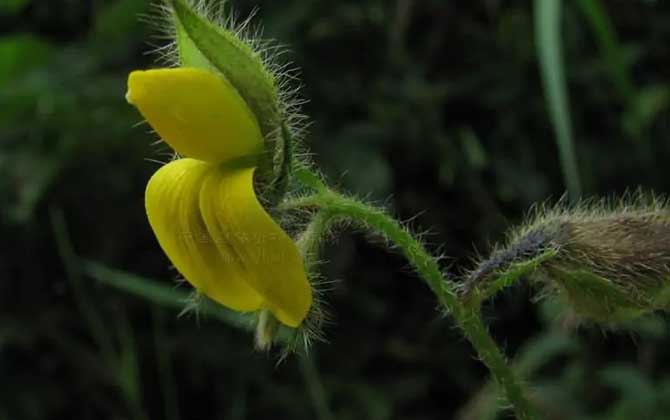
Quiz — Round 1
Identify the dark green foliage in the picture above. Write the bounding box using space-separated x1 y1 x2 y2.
2 1 670 419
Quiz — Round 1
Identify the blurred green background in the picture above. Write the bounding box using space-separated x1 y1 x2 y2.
2 0 670 419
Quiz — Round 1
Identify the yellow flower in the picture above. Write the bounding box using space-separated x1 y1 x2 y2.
126 67 311 327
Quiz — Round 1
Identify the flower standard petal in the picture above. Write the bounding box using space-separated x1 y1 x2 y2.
127 67 263 164
145 158 264 311
199 165 313 327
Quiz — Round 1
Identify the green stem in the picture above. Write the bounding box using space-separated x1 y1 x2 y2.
457 308 537 420
465 250 558 309
316 192 460 310
296 210 336 271
288 169 539 420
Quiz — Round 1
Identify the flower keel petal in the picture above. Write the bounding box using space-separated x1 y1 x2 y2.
199 166 313 327
145 158 264 311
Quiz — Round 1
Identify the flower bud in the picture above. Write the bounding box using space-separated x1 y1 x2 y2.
466 199 670 324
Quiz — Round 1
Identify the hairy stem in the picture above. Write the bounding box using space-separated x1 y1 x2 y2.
288 169 538 420
296 210 337 270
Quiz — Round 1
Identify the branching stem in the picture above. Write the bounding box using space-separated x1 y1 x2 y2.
287 168 539 420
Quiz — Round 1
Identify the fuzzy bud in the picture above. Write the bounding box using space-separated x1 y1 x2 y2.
465 198 670 324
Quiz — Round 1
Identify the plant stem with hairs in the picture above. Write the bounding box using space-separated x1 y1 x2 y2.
285 168 539 420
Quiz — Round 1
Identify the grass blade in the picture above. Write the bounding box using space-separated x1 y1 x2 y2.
50 208 116 360
534 0 582 199
575 0 635 104
81 260 255 331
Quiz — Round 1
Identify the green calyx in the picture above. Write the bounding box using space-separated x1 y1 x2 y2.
548 267 649 323
167 0 291 199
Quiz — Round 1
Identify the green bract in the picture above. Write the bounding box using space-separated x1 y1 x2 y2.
169 0 280 134
549 268 648 323
167 0 289 196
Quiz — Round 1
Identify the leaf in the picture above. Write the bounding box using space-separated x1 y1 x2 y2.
576 0 636 103
83 260 191 312
623 85 670 137
0 35 53 84
599 364 656 419
93 0 148 44
81 260 292 343
0 0 29 15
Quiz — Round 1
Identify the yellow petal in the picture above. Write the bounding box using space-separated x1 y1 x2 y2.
199 165 313 327
127 68 263 163
145 158 264 311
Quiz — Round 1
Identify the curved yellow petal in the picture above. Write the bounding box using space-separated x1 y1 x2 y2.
199 166 312 327
145 158 263 311
127 68 263 163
